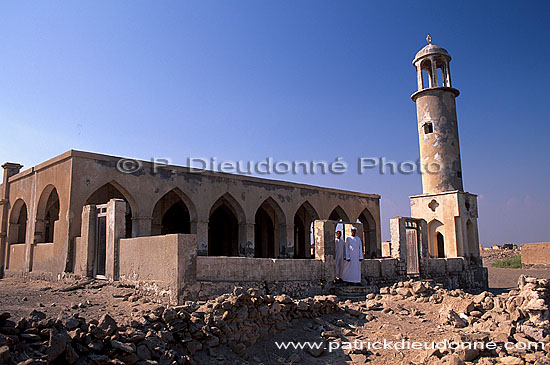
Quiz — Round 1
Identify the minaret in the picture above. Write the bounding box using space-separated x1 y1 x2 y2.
409 36 481 264
412 34 463 194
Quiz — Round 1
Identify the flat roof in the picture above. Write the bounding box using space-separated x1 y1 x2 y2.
7 149 380 200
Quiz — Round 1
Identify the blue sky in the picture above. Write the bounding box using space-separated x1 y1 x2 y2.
1 1 549 245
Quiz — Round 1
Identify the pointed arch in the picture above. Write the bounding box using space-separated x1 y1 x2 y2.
254 197 285 258
357 208 378 258
428 219 444 258
328 205 349 222
293 201 320 259
151 188 196 235
86 181 135 238
9 199 28 244
208 193 245 256
34 185 60 243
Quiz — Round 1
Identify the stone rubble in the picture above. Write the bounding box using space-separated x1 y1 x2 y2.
377 275 550 364
1 275 550 364
0 287 339 364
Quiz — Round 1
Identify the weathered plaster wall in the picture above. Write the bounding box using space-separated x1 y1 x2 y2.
522 242 550 267
3 153 73 276
196 257 322 282
6 243 25 272
413 88 463 194
68 151 381 258
410 191 479 259
119 234 196 304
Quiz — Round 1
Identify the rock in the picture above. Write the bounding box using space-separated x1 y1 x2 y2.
111 339 136 353
0 345 10 363
395 287 412 297
46 329 71 361
20 333 41 342
232 343 247 355
306 344 324 357
65 343 79 364
525 298 547 311
65 318 80 330
455 348 479 362
98 313 117 336
28 310 46 321
186 340 203 355
412 281 428 294
345 307 361 317
498 356 524 365
349 353 368 362
136 344 151 360
288 352 301 362
439 308 467 328
440 354 465 365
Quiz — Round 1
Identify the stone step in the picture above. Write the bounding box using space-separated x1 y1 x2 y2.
331 284 374 298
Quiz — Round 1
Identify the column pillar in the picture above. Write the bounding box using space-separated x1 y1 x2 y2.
390 217 407 275
239 222 255 257
445 61 452 87
418 219 429 276
131 216 152 237
80 205 96 277
105 199 126 281
416 65 424 90
192 220 209 256
0 163 23 277
279 223 293 258
314 220 337 281
429 56 438 87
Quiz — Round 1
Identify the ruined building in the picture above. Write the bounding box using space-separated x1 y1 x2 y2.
0 38 486 303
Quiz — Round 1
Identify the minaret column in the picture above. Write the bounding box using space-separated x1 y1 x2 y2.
429 56 438 87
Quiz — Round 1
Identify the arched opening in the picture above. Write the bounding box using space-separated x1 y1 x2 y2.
86 182 134 238
436 233 445 258
35 186 60 243
421 59 432 88
294 202 319 259
427 219 444 258
328 206 349 222
254 198 284 258
9 199 27 244
436 67 444 87
255 207 274 258
357 209 377 258
208 194 243 256
151 190 191 235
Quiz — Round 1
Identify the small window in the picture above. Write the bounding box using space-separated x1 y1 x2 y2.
423 122 433 134
457 171 462 178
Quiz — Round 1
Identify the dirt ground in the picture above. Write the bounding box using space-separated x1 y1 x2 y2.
1 248 549 364
0 276 474 364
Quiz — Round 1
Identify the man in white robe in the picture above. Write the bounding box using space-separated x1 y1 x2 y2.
341 227 363 284
334 231 344 283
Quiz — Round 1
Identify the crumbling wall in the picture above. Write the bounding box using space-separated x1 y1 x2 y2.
522 242 550 268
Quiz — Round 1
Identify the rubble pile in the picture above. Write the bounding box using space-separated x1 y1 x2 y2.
481 247 521 266
0 287 340 364
378 275 550 363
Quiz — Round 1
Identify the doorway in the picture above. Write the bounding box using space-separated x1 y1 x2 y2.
93 204 107 279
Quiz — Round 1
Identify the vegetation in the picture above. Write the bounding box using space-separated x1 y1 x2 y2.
492 255 522 269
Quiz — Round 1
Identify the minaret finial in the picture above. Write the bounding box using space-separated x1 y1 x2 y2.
426 34 432 44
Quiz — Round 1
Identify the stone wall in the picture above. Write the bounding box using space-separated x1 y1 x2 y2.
197 257 321 282
118 234 197 304
522 242 550 268
5 243 25 272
